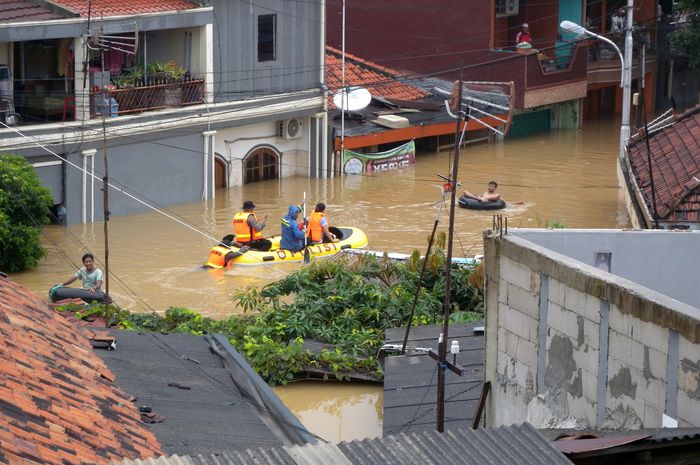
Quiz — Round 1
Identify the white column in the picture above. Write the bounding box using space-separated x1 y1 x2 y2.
203 130 216 200
81 149 96 223
201 24 214 103
73 37 90 122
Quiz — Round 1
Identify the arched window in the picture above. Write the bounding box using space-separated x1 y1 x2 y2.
243 147 279 184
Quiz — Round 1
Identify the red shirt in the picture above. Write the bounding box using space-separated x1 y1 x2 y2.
516 31 532 44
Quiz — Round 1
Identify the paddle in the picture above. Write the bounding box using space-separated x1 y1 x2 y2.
303 192 311 264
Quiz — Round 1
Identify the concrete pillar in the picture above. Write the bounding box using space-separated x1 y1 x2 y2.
200 24 214 103
203 130 216 199
81 149 96 223
73 37 90 122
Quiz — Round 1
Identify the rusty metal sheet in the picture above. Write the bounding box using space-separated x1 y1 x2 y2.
553 433 652 454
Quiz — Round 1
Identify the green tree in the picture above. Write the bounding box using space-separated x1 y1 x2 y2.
671 0 700 70
0 154 52 272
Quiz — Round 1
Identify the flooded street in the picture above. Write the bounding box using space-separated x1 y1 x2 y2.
274 382 383 442
10 120 627 442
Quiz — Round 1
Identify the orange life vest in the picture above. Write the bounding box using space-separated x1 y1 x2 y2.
307 211 325 243
233 211 263 243
206 246 229 269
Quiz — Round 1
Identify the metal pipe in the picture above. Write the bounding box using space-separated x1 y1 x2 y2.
620 0 634 161
340 0 345 174
82 153 87 223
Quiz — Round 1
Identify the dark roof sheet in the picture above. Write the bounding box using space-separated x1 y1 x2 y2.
117 423 573 465
0 0 66 24
627 105 700 222
382 324 485 435
0 276 162 465
95 330 289 456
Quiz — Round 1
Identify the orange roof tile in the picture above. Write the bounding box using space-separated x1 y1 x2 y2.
50 0 200 17
627 105 700 223
325 46 429 109
0 276 162 465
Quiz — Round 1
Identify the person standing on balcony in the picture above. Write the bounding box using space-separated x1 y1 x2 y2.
516 23 532 46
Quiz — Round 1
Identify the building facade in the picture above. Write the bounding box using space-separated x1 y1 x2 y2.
0 0 325 224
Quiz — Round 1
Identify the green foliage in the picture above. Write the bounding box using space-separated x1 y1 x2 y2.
0 154 52 272
536 215 567 229
671 0 700 70
57 243 484 387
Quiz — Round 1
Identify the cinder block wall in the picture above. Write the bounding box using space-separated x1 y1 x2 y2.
484 231 700 429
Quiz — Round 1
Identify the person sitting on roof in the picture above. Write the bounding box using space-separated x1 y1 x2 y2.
280 204 307 252
307 202 339 244
232 201 272 251
60 253 103 295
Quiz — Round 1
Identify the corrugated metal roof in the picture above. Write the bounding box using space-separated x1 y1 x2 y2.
114 423 573 465
337 423 572 465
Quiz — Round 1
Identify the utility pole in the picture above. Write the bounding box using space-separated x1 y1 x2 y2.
436 67 464 433
101 50 111 323
619 0 634 161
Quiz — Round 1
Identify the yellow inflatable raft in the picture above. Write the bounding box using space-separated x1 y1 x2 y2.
205 226 368 268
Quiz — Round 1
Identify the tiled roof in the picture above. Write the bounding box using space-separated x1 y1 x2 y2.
0 0 66 24
627 105 700 223
325 46 429 109
50 0 201 17
0 276 162 465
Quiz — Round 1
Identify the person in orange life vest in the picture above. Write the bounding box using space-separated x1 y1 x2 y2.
306 202 339 244
232 200 272 251
516 23 532 45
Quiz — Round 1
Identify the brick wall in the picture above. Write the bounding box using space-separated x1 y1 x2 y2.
484 231 700 429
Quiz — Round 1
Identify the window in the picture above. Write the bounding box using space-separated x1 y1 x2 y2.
258 14 277 62
495 0 520 17
244 147 279 183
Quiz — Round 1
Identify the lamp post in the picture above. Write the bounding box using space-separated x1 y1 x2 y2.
560 1 633 160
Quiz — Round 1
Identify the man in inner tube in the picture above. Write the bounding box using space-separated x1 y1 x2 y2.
232 200 272 251
463 181 501 203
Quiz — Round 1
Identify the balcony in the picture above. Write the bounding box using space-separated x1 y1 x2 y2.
462 44 589 109
90 79 205 118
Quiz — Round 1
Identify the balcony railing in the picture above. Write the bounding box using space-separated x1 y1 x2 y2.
90 79 205 118
462 44 588 109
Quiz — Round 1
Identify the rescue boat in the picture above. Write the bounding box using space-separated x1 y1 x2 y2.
205 226 368 268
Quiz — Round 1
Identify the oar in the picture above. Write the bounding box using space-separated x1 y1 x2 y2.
303 192 311 264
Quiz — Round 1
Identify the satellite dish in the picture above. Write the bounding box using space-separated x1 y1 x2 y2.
333 86 372 111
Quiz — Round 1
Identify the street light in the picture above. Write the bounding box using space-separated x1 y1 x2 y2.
560 11 633 161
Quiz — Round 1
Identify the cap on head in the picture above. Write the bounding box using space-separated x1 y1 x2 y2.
243 200 256 210
522 23 529 28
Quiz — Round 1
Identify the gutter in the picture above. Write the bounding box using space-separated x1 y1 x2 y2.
204 334 317 447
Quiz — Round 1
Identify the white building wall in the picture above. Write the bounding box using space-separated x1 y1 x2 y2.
213 117 310 187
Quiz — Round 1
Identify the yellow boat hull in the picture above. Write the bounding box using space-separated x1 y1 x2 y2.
206 227 368 268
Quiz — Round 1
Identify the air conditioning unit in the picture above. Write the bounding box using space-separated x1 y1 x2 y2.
277 118 303 140
503 0 519 15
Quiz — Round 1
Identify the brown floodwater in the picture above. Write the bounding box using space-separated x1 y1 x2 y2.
10 120 626 440
274 382 383 442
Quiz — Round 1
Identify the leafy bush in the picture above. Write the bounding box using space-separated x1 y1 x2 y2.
0 154 52 272
57 243 484 386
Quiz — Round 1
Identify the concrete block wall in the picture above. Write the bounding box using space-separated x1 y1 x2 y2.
484 231 700 429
